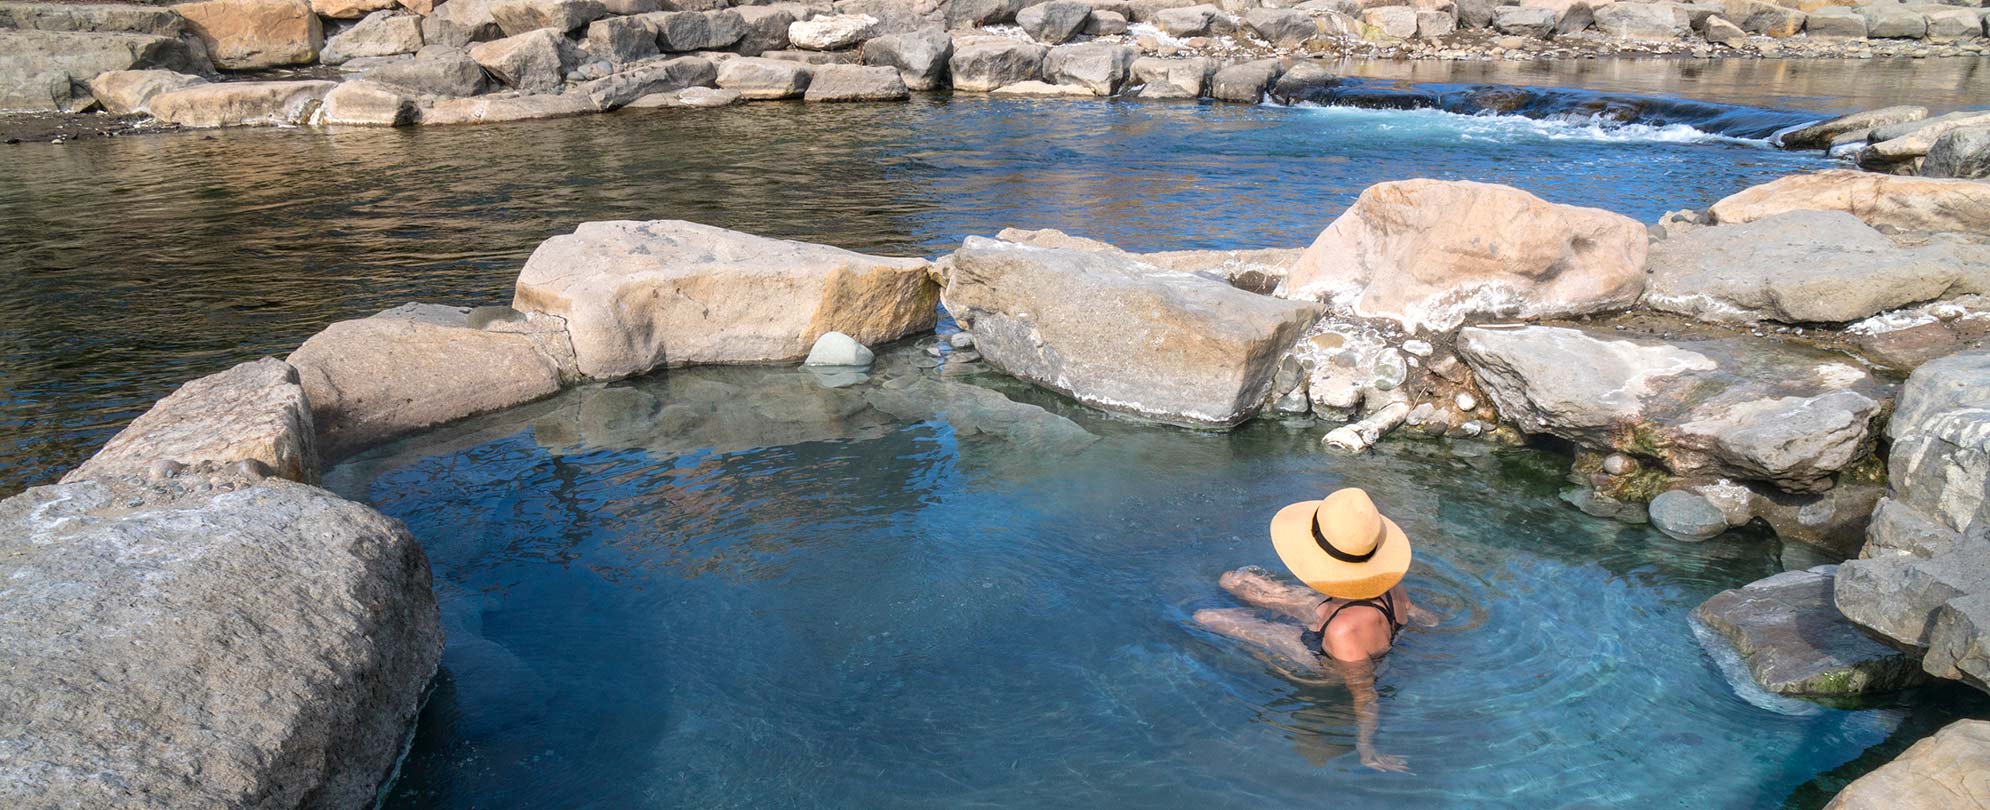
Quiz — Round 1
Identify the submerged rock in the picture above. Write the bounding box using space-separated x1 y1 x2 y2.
288 304 573 462
62 357 318 485
803 331 876 367
0 474 440 810
943 237 1321 427
864 375 1099 453
1709 170 1990 237
1835 350 1990 693
1695 566 1928 697
1279 180 1647 332
1644 210 1990 325
1827 720 1990 810
513 220 937 380
1457 324 1889 493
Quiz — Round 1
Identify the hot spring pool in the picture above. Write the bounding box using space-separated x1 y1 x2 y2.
330 347 1980 809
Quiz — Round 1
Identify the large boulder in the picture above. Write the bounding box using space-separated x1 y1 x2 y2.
469 28 573 91
948 38 1043 92
313 0 399 18
1721 0 1802 36
1491 5 1556 35
576 55 716 109
1922 7 1982 42
1694 566 1927 697
1860 3 1926 38
363 47 490 97
802 63 908 100
286 304 572 462
146 79 337 127
83 68 207 115
1925 127 1990 181
582 15 660 64
512 221 939 380
1042 41 1134 96
1835 351 1990 691
861 29 952 90
1016 0 1091 42
731 5 798 54
1645 210 1990 325
421 0 503 46
318 79 420 125
1129 55 1210 99
175 0 323 69
941 237 1322 427
1457 324 1890 492
716 55 813 98
644 9 747 52
1243 8 1318 46
61 357 317 485
1278 180 1646 332
789 12 875 49
1826 720 1990 810
1860 111 1990 172
1802 7 1866 39
0 473 440 810
1708 170 1990 237
1593 2 1691 38
0 30 207 112
1208 58 1281 103
1775 105 1929 151
488 0 606 35
320 10 424 65
0 2 190 35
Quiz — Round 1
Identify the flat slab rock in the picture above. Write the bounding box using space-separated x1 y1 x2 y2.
61 356 318 484
512 220 937 380
1695 566 1927 697
1826 719 1990 810
943 236 1321 428
1457 323 1890 492
1709 169 1990 238
0 473 441 810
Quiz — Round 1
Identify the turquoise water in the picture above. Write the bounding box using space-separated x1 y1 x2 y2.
334 351 1982 809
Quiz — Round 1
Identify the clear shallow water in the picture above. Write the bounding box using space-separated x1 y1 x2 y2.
0 75 1852 495
334 351 1983 810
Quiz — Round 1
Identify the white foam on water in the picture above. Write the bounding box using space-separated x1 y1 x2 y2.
1286 103 1770 147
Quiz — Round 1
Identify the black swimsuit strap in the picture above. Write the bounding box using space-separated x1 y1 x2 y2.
1321 591 1403 637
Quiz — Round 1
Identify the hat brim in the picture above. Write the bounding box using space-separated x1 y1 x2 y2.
1269 500 1413 600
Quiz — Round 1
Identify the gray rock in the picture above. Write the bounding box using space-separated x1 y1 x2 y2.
1650 488 1732 541
1722 0 1801 36
947 38 1044 92
1016 0 1092 42
1417 8 1456 37
1268 60 1336 105
717 55 814 97
1803 6 1865 39
1750 482 1885 558
732 4 799 53
1644 210 1990 325
1860 3 1925 38
1129 55 1209 99
422 0 504 46
62 357 317 485
788 12 875 49
1157 2 1232 35
1242 7 1317 46
942 237 1322 427
469 28 574 91
146 79 337 128
1043 41 1135 96
1085 8 1128 34
1491 5 1556 36
1209 58 1281 102
0 2 190 36
803 331 876 366
318 78 420 125
625 84 742 107
1776 105 1928 151
321 10 424 65
0 30 209 112
1455 0 1494 28
1457 324 1890 493
1702 14 1745 45
861 29 952 90
1923 6 1981 41
1124 0 1197 22
577 55 718 109
420 88 597 123
802 62 908 100
1696 567 1928 696
1594 1 1690 39
1834 351 1990 693
362 47 490 97
1860 111 1990 171
1361 5 1417 38
1552 0 1593 36
0 475 440 810
1924 126 1990 180
287 304 572 462
947 0 1029 26
489 0 606 35
644 9 747 51
583 14 661 64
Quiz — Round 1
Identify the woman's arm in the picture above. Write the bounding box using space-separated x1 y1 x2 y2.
1327 624 1412 774
1402 590 1439 628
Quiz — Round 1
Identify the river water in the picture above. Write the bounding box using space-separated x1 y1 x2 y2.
4 56 1989 806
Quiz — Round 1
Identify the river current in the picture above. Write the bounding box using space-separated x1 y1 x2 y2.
5 56 1990 808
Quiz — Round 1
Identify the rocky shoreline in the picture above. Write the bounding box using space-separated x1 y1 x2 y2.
3 163 1988 805
3 0 1989 142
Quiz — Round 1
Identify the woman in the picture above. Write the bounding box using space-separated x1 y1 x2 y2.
1194 487 1436 773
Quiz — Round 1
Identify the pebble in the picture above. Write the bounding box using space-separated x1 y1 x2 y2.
949 332 975 349
1454 392 1476 412
1602 453 1635 476
1402 339 1434 357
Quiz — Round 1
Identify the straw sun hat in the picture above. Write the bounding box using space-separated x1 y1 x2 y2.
1269 488 1413 600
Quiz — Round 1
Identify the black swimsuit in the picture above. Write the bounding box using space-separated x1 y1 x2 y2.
1299 590 1405 659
